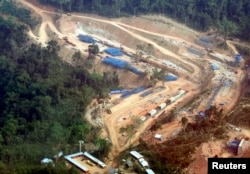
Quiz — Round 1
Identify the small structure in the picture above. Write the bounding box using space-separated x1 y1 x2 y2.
226 123 241 132
169 90 185 103
234 54 242 64
154 134 163 141
64 152 89 173
237 139 245 156
41 158 53 165
83 151 106 168
103 57 143 75
146 169 155 174
199 111 205 118
165 73 178 81
227 140 241 154
78 34 97 43
158 103 166 110
224 80 230 86
140 116 147 122
126 158 133 168
130 151 143 159
110 90 121 95
53 151 63 159
211 63 219 71
104 48 123 56
138 158 149 168
148 109 157 117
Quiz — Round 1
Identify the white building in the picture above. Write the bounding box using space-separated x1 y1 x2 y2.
130 151 143 159
169 90 185 103
154 134 163 141
64 152 89 173
158 103 166 110
148 109 157 117
83 151 106 168
139 158 149 168
146 169 155 174
140 116 147 122
41 158 53 165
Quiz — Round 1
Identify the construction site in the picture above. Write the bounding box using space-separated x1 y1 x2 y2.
18 0 250 173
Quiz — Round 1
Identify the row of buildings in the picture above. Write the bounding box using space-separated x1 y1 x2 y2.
130 151 155 174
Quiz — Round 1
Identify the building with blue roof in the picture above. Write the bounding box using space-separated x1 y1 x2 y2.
104 48 123 56
165 73 178 81
211 63 219 71
78 34 96 43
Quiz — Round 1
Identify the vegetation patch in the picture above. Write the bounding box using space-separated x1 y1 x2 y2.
0 15 117 173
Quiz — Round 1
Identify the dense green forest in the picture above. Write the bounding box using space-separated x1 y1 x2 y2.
39 0 250 41
0 7 119 174
0 0 38 28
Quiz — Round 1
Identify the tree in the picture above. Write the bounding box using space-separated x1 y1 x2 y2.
181 117 188 132
88 44 99 56
72 51 83 65
216 17 238 41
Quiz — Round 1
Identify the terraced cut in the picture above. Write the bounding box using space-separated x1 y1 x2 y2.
17 0 248 173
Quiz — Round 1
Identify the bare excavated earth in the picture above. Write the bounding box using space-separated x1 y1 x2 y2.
17 0 250 173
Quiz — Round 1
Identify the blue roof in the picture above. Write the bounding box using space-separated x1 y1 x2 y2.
224 80 230 86
211 64 219 70
104 48 123 56
199 111 205 117
235 54 242 63
165 74 178 81
235 54 242 60
102 57 143 75
78 34 96 43
229 140 240 147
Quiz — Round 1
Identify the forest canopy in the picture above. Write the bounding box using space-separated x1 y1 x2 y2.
39 0 250 41
0 14 117 173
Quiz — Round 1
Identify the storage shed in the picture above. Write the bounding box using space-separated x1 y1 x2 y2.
138 158 149 168
165 73 178 81
104 48 123 56
140 116 146 122
148 109 157 117
154 134 163 140
41 158 53 165
146 169 155 174
78 34 96 43
235 54 242 63
169 90 185 103
158 103 166 110
211 63 219 71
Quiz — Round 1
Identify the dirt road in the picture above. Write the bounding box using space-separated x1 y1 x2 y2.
17 0 200 164
17 1 248 171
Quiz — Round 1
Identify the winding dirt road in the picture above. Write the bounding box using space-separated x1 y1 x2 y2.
17 0 201 161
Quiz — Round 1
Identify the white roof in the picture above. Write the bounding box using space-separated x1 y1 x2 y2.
140 116 146 121
239 139 245 147
146 169 155 174
139 158 149 167
158 103 166 109
83 151 106 168
148 109 157 116
41 158 53 164
130 151 143 159
154 134 162 139
178 90 185 95
64 152 89 172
